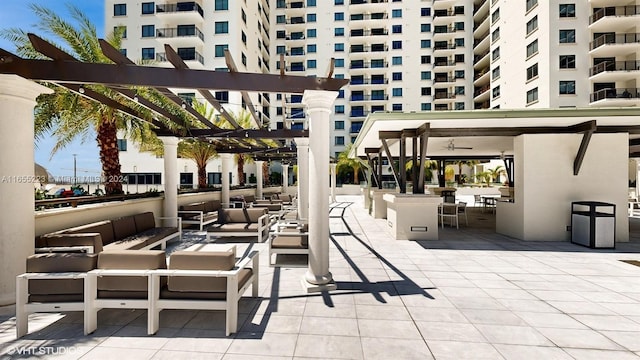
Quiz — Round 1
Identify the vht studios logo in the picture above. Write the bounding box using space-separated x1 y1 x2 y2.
5 346 79 356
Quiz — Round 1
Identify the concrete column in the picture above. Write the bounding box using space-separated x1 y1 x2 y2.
0 75 53 305
330 163 337 203
296 138 310 220
302 90 338 292
256 160 264 199
221 153 232 208
282 163 289 194
161 137 179 227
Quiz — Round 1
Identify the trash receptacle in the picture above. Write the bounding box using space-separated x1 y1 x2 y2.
571 201 615 249
441 190 455 204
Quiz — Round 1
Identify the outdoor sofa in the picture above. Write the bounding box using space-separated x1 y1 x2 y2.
268 223 308 266
179 200 221 230
206 208 271 242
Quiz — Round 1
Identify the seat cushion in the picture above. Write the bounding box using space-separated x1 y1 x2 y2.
97 250 166 292
40 233 104 253
271 235 308 249
67 221 115 245
204 200 221 213
161 269 253 299
112 216 137 240
168 251 235 292
27 253 97 299
134 212 156 232
209 223 259 233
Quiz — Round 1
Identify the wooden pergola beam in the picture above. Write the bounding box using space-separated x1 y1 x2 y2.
224 49 261 128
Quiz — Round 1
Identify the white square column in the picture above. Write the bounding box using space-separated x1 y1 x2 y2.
282 163 289 194
295 138 309 220
221 153 232 207
0 75 53 305
330 163 337 203
302 90 338 292
255 160 264 199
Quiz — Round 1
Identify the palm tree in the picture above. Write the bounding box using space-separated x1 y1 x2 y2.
488 165 506 184
405 159 438 183
452 160 479 184
2 4 150 194
336 143 369 184
178 139 218 188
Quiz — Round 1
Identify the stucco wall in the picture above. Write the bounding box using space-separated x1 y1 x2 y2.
498 133 628 242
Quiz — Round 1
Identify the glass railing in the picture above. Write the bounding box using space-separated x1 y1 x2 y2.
590 88 640 102
590 33 640 50
156 26 204 41
156 2 204 17
590 6 640 24
590 60 640 76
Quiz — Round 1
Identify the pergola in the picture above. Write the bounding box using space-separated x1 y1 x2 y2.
0 35 348 304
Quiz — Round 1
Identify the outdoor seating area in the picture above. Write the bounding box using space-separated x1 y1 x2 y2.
4 194 640 359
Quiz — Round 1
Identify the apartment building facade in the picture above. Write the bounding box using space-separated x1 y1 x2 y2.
105 0 640 187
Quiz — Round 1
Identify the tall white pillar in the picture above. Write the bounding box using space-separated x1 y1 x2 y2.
282 163 289 194
0 75 53 305
221 153 232 207
161 137 179 227
256 160 264 199
296 138 310 220
330 163 337 203
302 90 338 292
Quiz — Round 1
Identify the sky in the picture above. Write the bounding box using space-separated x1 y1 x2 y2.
0 1 105 177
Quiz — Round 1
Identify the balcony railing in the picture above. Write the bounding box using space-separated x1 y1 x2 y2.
434 76 456 83
349 61 388 69
590 88 640 102
350 94 388 101
156 50 204 65
350 29 389 37
350 0 388 4
473 49 489 63
590 33 640 50
434 60 457 67
473 85 490 97
350 13 388 21
433 9 455 18
287 1 305 9
434 92 455 99
434 43 458 50
350 123 363 133
590 6 640 24
156 2 204 17
351 77 388 85
350 110 370 117
156 26 204 41
286 17 305 24
590 60 640 76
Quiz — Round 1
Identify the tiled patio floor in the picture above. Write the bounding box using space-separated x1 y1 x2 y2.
2 195 640 359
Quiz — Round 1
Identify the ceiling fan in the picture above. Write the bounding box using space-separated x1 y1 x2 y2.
445 139 473 151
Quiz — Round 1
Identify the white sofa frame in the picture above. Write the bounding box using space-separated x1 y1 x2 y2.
206 213 271 243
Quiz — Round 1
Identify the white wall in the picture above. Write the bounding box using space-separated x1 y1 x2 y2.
497 133 629 242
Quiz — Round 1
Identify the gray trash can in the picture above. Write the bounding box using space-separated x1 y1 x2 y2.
571 201 615 249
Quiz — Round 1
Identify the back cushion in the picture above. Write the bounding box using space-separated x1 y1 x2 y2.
69 221 115 246
27 253 98 273
205 200 221 212
42 233 104 253
247 208 268 222
97 250 166 291
134 212 155 232
244 195 255 203
112 216 137 240
168 251 235 292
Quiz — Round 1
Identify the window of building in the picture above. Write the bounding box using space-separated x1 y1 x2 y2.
117 139 127 151
454 38 464 47
276 15 285 24
307 44 316 53
392 40 402 49
559 4 575 17
142 25 155 38
241 31 247 44
276 0 285 8
215 0 228 11
454 22 464 30
142 2 154 14
526 63 538 80
421 8 430 16
421 71 431 80
454 6 464 14
335 105 345 114
307 59 317 68
526 0 537 12
455 102 465 110
276 45 285 54
493 86 500 98
421 39 431 48
215 21 229 34
491 28 500 42
335 136 345 145
421 87 431 96
454 70 465 78
335 120 345 130
526 87 538 104
526 16 538 35
334 27 344 36
421 55 431 64
307 29 317 38
335 12 344 21
421 24 431 32
492 47 500 61
335 43 344 52
392 9 402 18
335 58 344 67
559 29 575 43
491 9 500 24
241 9 246 23
114 3 126 16
119 48 127 56
141 47 155 60
392 56 402 65
392 88 403 97
307 0 316 6
454 54 464 63
392 25 402 34
392 72 402 81
526 40 538 57
559 55 576 69
335 0 344 4
215 44 228 57
455 86 465 95
492 66 500 80
392 104 403 111
307 13 316 22
559 81 576 94
114 26 127 38
421 103 431 111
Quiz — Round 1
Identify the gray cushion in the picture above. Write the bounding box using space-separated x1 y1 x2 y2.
134 212 156 232
168 251 235 292
67 221 115 245
41 233 104 253
97 250 166 292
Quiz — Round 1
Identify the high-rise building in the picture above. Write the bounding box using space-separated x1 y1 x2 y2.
105 0 640 185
